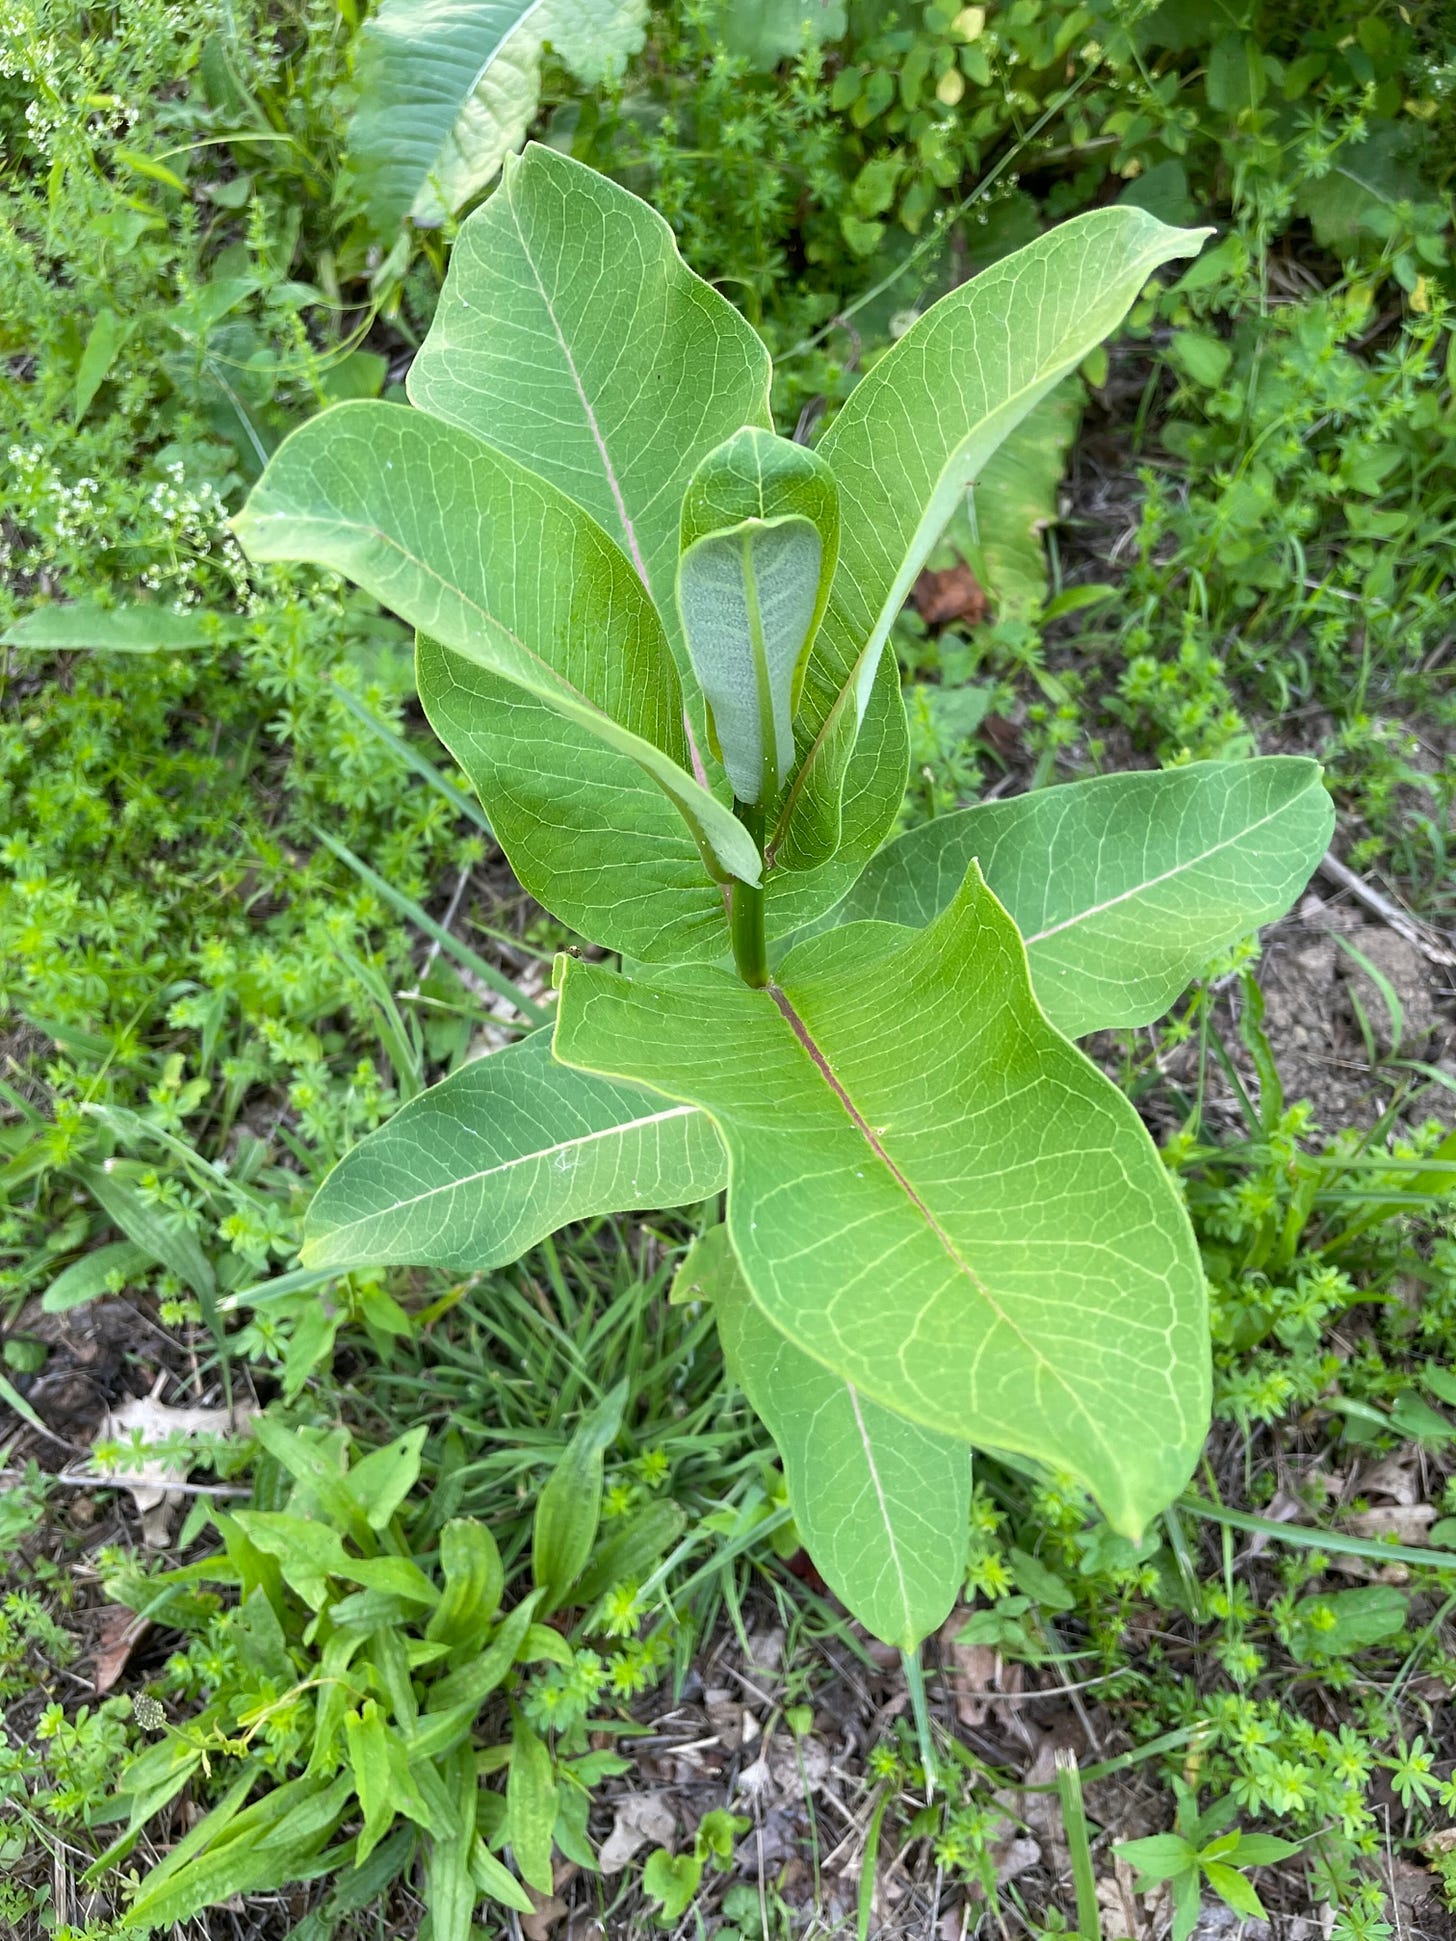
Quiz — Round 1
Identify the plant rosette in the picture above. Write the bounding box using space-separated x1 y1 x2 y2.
232 144 1333 1651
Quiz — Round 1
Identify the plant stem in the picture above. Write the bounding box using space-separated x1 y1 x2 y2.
730 799 768 988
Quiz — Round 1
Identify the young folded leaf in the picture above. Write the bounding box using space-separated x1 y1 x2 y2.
677 428 839 806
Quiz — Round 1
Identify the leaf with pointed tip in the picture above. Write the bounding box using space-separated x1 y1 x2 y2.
408 143 771 666
555 865 1208 1535
232 400 763 921
772 207 1210 872
700 1225 970 1649
348 1 647 238
301 1030 725 1272
836 758 1333 1037
677 428 840 806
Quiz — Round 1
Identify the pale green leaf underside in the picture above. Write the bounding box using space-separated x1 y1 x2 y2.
837 757 1334 1037
232 401 760 897
678 518 822 805
301 1031 726 1272
408 143 772 668
348 2 647 237
556 864 1209 1534
774 206 1211 871
707 1227 970 1649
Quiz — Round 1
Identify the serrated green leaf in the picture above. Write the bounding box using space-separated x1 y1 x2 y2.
772 206 1209 872
233 401 761 916
349 4 647 238
676 427 839 806
532 1382 626 1609
302 1030 725 1272
712 1228 970 1648
506 1712 556 1893
836 758 1334 1037
556 864 1207 1535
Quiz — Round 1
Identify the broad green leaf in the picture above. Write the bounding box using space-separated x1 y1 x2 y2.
426 1518 505 1650
1201 1862 1267 1921
301 1029 726 1273
677 428 840 806
348 2 647 237
74 307 124 422
231 1510 352 1611
835 758 1334 1037
712 0 845 68
963 381 1082 619
556 864 1208 1534
470 1835 536 1912
1116 1833 1197 1882
532 1382 625 1610
407 144 771 662
42 1239 153 1314
347 1425 427 1532
709 1225 971 1649
507 1711 556 1893
772 206 1210 871
233 400 761 904
422 636 901 960
0 601 213 654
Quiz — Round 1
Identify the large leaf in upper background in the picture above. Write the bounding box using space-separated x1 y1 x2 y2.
556 864 1209 1535
693 1226 970 1649
963 380 1082 619
772 207 1210 873
409 144 771 670
711 0 845 69
349 0 648 238
301 1031 726 1273
835 758 1334 1038
232 401 763 937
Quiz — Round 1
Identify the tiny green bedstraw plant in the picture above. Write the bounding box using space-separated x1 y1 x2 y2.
234 145 1332 1650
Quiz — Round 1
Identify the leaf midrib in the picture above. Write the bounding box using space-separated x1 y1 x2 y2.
310 1102 703 1250
1023 794 1307 945
765 983 1118 1472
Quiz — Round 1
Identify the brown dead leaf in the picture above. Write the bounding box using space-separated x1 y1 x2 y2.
913 562 988 627
597 1793 676 1875
100 1388 250 1547
1344 1502 1435 1543
1358 1453 1420 1504
520 1895 568 1941
92 1605 150 1696
938 1608 1023 1729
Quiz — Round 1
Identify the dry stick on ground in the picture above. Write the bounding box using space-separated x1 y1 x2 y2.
1317 848 1456 967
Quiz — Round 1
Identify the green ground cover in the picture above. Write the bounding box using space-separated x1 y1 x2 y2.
1 2 1454 1935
